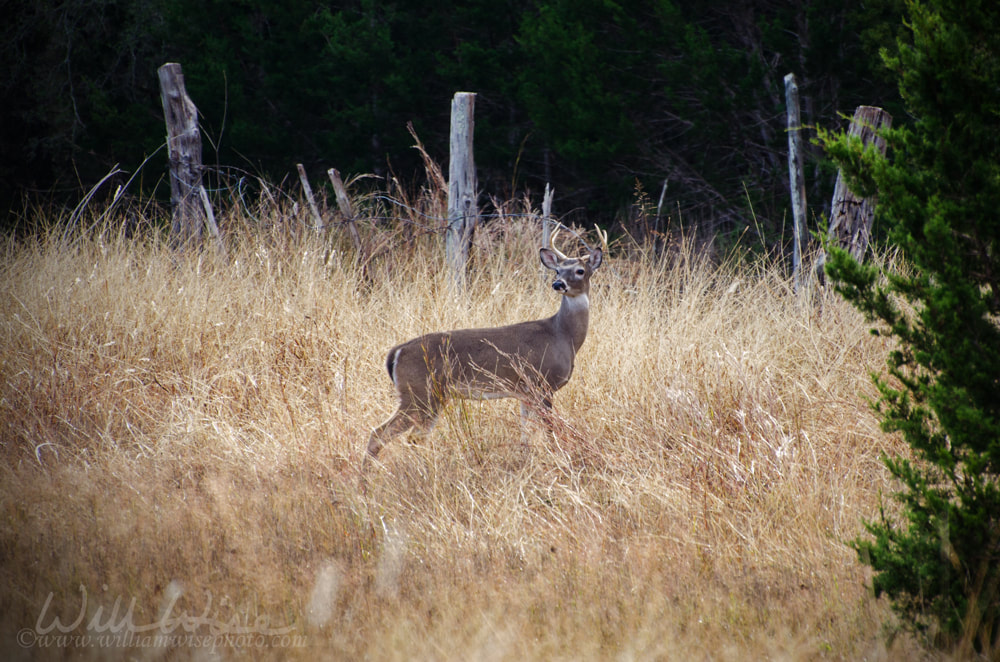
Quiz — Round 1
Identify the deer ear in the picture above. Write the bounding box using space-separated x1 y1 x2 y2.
588 249 603 270
539 247 560 270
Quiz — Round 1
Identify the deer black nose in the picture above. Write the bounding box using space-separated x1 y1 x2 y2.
552 280 567 293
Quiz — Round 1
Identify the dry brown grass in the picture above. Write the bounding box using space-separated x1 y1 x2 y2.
0 202 935 660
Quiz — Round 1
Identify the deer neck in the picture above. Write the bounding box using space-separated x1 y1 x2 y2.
554 292 590 351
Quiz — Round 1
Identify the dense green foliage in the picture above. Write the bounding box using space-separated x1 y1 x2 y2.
823 0 1000 649
3 0 905 236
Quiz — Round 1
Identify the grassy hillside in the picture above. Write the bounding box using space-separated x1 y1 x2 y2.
1 202 928 660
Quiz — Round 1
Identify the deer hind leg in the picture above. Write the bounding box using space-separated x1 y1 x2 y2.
363 394 441 471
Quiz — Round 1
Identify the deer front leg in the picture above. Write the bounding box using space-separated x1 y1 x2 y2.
518 391 555 448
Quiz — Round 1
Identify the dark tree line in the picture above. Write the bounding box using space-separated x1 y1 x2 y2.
2 0 906 240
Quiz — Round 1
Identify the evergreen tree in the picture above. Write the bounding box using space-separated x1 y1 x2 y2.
822 0 1000 649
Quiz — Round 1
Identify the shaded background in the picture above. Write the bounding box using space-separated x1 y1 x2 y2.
1 0 906 241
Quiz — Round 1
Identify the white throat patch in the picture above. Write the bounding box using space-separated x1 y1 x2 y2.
563 293 590 312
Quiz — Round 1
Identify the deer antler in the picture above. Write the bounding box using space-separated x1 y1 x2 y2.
546 225 570 260
545 223 607 258
593 225 609 254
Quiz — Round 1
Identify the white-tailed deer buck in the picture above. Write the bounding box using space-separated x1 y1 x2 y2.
363 230 604 471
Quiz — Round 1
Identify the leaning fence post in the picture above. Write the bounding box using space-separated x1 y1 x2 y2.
817 106 892 285
446 92 478 292
296 163 324 230
327 168 364 255
654 179 668 258
828 106 892 262
158 62 214 247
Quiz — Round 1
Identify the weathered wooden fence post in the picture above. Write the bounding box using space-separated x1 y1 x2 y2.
540 183 555 279
819 105 892 277
446 92 478 291
158 62 217 247
541 183 555 246
784 73 808 293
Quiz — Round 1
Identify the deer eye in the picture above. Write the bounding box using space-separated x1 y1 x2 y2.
575 268 585 276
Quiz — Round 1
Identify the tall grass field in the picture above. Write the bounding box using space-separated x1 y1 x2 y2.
1 197 931 660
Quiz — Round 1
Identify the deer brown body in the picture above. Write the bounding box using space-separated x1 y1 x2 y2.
364 241 602 469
